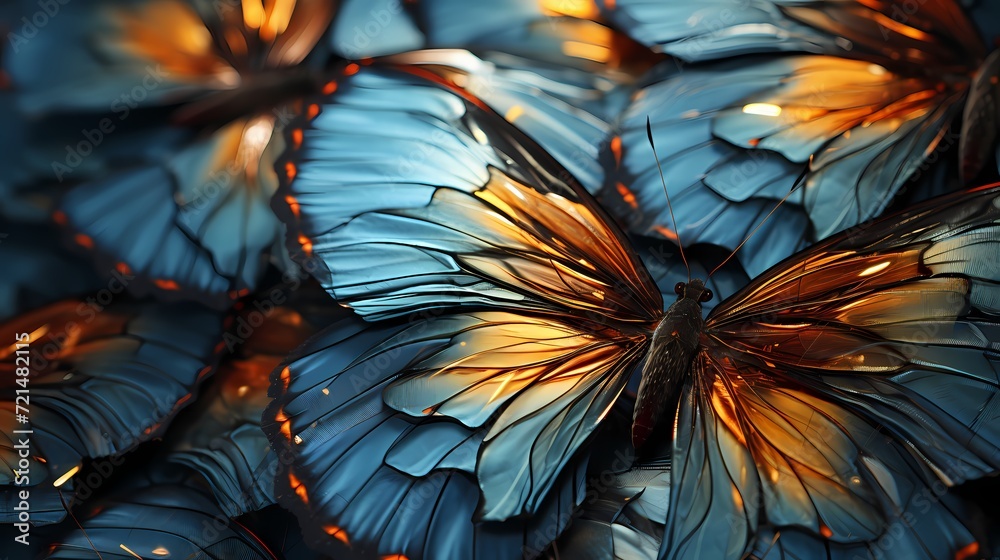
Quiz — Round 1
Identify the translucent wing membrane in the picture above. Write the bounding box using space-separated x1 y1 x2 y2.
386 49 629 194
0 299 223 524
163 284 346 517
609 54 963 275
264 314 622 558
8 0 334 114
46 482 276 559
663 185 1000 558
58 117 285 309
276 63 662 323
600 0 984 67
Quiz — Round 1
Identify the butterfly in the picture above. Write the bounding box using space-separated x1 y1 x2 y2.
5 0 335 308
265 59 1000 559
598 0 1000 276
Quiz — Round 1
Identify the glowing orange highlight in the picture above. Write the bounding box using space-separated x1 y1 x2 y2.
616 182 638 209
955 542 979 560
74 234 94 249
322 81 338 95
285 162 297 180
653 225 679 242
819 525 833 538
344 63 360 76
154 279 181 290
285 195 301 218
52 211 67 225
325 525 351 546
610 135 622 166
291 129 303 149
116 262 132 275
298 234 313 256
307 104 320 119
290 473 308 504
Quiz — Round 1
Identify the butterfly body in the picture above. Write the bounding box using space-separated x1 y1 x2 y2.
633 279 711 448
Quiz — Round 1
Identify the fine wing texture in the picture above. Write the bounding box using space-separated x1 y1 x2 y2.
264 315 619 558
275 63 662 323
0 299 223 524
609 54 963 276
660 185 1000 559
58 117 285 309
600 0 983 67
45 482 276 559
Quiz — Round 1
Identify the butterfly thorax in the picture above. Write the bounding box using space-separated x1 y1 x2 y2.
631 279 708 449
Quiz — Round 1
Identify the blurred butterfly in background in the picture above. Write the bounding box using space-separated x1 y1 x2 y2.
597 0 1000 276
5 0 336 308
0 298 224 525
43 280 346 559
266 60 1000 559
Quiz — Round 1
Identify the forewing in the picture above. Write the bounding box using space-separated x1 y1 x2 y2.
600 0 983 67
609 55 961 275
58 116 285 309
275 63 662 323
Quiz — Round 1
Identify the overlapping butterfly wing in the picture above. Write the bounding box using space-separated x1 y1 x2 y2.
267 63 664 557
6 0 335 308
602 0 992 275
164 283 345 517
661 185 1000 559
599 0 983 66
0 298 223 524
46 477 277 559
56 117 287 308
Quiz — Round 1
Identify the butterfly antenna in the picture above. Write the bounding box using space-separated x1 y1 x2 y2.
708 159 811 279
646 117 690 282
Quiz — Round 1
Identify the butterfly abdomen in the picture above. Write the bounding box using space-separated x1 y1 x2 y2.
632 296 704 449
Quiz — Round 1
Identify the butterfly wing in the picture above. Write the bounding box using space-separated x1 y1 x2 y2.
662 185 1000 559
268 64 662 555
46 481 276 559
0 298 223 524
276 63 661 323
600 0 984 66
266 315 624 559
386 48 634 195
610 54 964 275
58 116 286 309
164 289 345 517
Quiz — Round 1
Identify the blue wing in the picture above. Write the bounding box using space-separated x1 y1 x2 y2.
275 62 661 323
608 55 963 275
46 479 276 559
6 0 334 115
264 315 604 559
599 0 984 67
387 48 632 194
57 118 286 309
0 298 223 524
164 287 346 517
